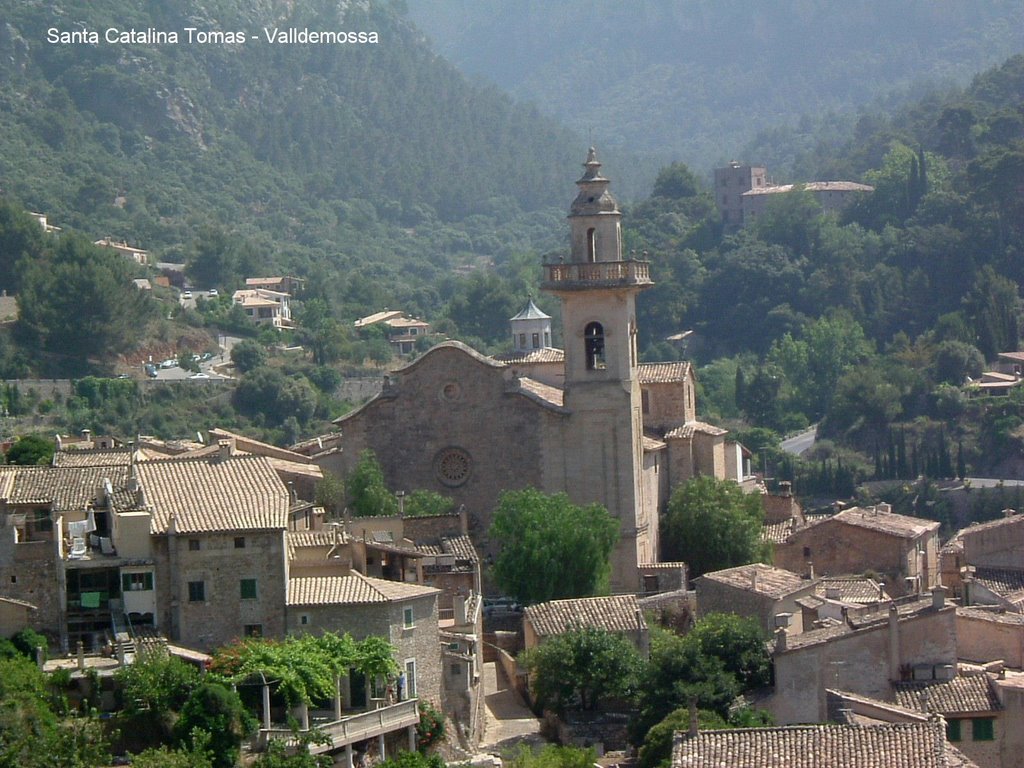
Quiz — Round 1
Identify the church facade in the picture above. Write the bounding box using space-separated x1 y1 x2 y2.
307 150 747 592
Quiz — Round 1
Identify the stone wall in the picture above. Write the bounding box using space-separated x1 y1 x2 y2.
696 578 814 635
155 529 287 650
956 609 1024 668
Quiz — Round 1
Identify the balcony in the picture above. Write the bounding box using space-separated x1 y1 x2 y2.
542 259 652 291
255 699 420 755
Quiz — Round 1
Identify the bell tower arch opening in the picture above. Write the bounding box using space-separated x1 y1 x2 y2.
584 322 605 370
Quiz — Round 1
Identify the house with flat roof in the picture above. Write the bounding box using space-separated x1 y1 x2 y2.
232 288 293 329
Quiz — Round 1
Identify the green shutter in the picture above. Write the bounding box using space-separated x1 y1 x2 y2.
972 717 995 741
946 719 961 742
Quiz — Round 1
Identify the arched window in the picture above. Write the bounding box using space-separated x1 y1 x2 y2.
584 322 605 370
586 228 596 262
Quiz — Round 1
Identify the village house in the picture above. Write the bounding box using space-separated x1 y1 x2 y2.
522 594 649 662
245 276 306 295
695 563 817 636
94 237 148 265
304 150 746 592
232 287 293 329
354 310 433 355
769 588 957 725
672 719 970 768
772 503 940 596
741 180 874 222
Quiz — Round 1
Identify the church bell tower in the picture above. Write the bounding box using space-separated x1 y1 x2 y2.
541 148 655 591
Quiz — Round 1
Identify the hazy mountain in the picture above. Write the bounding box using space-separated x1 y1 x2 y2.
409 0 1024 184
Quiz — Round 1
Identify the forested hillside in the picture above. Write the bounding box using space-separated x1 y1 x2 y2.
621 54 1024 486
0 0 577 321
410 0 1024 185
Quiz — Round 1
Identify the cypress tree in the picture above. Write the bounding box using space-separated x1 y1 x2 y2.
956 441 966 480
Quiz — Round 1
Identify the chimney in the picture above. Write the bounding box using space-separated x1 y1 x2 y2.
931 585 946 610
774 626 788 653
888 603 901 681
217 439 232 462
779 481 792 498
806 561 815 580
1003 508 1017 518
751 568 759 591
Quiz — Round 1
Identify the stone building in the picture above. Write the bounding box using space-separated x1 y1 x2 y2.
713 161 768 228
306 150 744 592
769 589 957 725
696 563 817 636
772 504 940 596
741 181 874 222
522 594 649 657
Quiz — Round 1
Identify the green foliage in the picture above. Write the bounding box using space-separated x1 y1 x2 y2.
683 613 771 691
5 434 54 466
402 489 454 518
252 730 332 768
521 627 642 714
503 744 596 768
115 651 202 716
15 233 154 362
209 633 397 709
314 473 346 520
231 340 268 373
661 477 769 578
131 739 214 768
376 751 447 768
173 683 254 768
416 700 446 752
233 367 317 427
637 707 728 768
10 629 47 662
489 489 619 604
346 450 400 517
651 163 704 199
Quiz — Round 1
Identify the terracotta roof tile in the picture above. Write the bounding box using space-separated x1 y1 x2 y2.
672 721 949 768
665 421 728 439
956 606 1024 625
287 572 438 606
783 598 944 651
525 594 645 637
821 506 939 539
492 348 565 364
816 578 888 604
136 455 289 534
52 449 134 468
973 567 1024 603
638 361 691 384
700 564 809 600
894 674 1002 715
0 465 132 510
514 377 564 408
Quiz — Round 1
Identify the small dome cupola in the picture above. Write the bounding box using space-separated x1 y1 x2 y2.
510 297 552 352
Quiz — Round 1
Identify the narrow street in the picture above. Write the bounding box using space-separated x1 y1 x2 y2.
479 661 544 754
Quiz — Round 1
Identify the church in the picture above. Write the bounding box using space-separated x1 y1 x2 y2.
304 150 749 592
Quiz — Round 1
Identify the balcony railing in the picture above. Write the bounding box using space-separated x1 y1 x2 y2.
542 259 652 290
256 699 420 754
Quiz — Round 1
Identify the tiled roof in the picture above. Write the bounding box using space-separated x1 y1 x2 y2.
894 674 1002 715
825 506 938 539
817 578 887 604
287 530 345 562
959 513 1024 536
525 594 645 637
665 421 728 439
763 518 796 543
783 598 944 652
741 181 874 197
52 449 134 468
0 465 132 511
700 564 809 600
287 571 438 606
643 435 667 452
672 721 949 768
973 567 1024 602
438 534 478 562
492 348 565 364
956 606 1024 625
638 361 691 384
509 298 550 321
514 377 564 408
136 455 289 534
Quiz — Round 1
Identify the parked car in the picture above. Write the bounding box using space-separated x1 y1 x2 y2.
144 364 158 378
159 358 178 369
207 288 219 297
181 290 193 300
